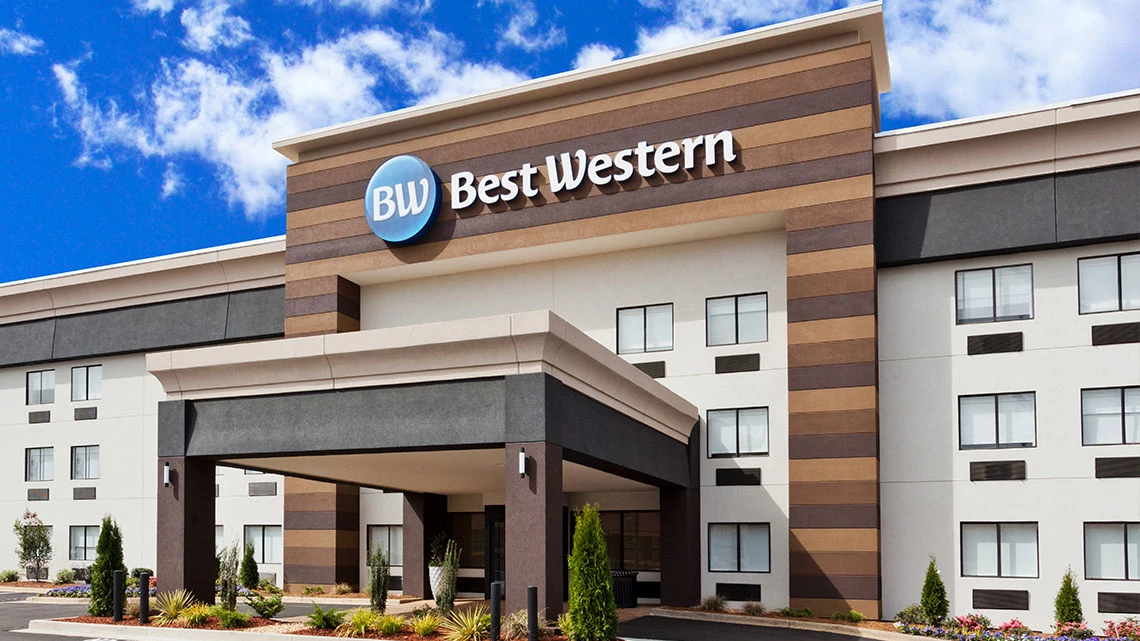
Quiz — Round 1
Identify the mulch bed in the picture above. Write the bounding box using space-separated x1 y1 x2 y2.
291 632 568 641
2 581 83 589
58 616 279 630
662 606 900 632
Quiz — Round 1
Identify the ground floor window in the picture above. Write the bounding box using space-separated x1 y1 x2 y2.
449 514 484 569
244 525 282 564
1085 523 1139 580
215 525 223 551
366 525 403 567
70 525 99 561
961 522 1038 578
708 523 769 573
599 511 660 571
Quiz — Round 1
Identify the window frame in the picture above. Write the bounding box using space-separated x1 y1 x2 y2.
71 364 102 402
615 303 674 355
705 292 769 347
243 525 283 565
69 525 100 561
1078 251 1140 314
706 522 771 574
26 369 55 406
1083 522 1139 581
25 447 53 482
959 521 1040 578
70 445 100 481
706 407 770 458
365 524 403 568
1081 386 1140 446
954 264 1035 325
599 510 661 572
957 392 1038 450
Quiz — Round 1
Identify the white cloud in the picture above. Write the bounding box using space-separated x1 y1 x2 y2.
636 0 838 54
286 0 429 16
0 27 44 55
161 163 184 198
133 0 176 14
573 43 622 70
52 28 527 218
493 0 565 52
180 0 253 53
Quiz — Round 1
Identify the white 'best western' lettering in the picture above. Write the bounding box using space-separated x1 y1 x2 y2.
450 131 737 210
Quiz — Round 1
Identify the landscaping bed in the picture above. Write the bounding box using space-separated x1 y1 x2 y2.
58 615 279 630
660 605 900 632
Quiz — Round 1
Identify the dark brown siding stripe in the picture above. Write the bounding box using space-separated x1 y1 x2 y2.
789 551 879 576
285 276 342 300
787 291 876 323
789 481 878 505
790 505 878 529
283 565 340 585
283 510 360 531
789 574 879 600
787 268 875 300
284 294 360 319
287 59 873 195
787 361 877 391
786 220 875 254
789 433 878 460
287 80 874 212
788 338 876 368
786 197 873 231
789 410 877 435
287 152 873 264
282 546 360 567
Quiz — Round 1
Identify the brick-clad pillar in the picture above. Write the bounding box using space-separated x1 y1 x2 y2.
401 493 448 600
505 442 563 616
156 456 216 604
785 194 881 619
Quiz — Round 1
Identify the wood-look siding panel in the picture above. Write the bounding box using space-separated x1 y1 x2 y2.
789 481 878 505
786 245 875 278
787 338 876 368
789 410 877 436
786 220 874 254
789 528 879 553
787 291 876 322
787 268 875 300
788 433 878 459
789 551 880 576
788 362 877 391
789 457 878 483
787 315 876 345
785 198 873 231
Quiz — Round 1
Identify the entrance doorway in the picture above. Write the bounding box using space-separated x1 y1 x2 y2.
485 506 505 598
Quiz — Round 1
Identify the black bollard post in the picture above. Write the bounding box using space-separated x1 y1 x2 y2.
527 586 538 641
112 570 124 622
139 572 150 624
490 581 502 641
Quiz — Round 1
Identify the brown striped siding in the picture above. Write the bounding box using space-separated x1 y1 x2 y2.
790 551 879 576
282 477 361 590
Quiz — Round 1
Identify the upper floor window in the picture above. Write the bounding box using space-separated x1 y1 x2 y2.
26 370 55 405
707 407 769 458
1085 523 1139 580
617 304 672 354
1082 387 1139 446
366 525 403 567
25 447 53 482
70 525 99 561
956 265 1033 324
961 522 1038 578
959 393 1036 449
71 445 100 480
708 522 770 573
244 525 283 564
71 365 102 402
707 293 768 346
599 511 660 572
1079 253 1140 313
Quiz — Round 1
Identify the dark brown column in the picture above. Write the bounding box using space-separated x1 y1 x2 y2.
156 456 215 604
282 478 360 590
660 486 700 606
505 442 563 616
401 492 448 599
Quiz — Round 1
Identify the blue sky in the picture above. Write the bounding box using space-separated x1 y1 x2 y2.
1 0 1138 283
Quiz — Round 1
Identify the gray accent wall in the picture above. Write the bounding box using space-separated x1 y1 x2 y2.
0 286 284 368
876 162 1140 266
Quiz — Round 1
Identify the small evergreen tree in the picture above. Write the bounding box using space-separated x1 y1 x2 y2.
87 516 126 616
368 546 390 614
13 510 52 581
567 503 617 641
218 541 241 612
1054 567 1084 624
240 543 260 591
920 555 949 625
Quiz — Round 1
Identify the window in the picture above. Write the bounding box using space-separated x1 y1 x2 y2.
70 525 100 561
961 522 1038 578
243 469 264 475
617 304 673 354
1082 387 1140 445
71 365 102 402
598 511 660 571
707 408 769 457
959 393 1036 449
1079 253 1140 313
447 515 482 569
71 446 100 480
25 447 53 482
956 265 1033 323
215 526 224 551
1085 523 1139 580
26 370 55 405
707 293 768 346
708 523 770 573
244 525 282 564
366 525 403 567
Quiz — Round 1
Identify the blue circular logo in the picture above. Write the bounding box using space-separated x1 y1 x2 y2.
363 155 441 244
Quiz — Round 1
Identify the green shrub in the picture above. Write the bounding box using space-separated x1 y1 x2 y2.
303 585 326 596
429 532 449 566
436 539 460 613
566 504 617 641
555 613 572 635
375 614 407 635
307 603 348 630
245 592 285 618
257 578 283 594
178 603 214 627
412 603 439 618
779 607 813 618
832 610 865 623
13 510 52 583
369 546 390 613
216 609 251 629
54 568 76 584
743 602 765 616
700 595 726 612
412 611 443 636
1055 567 1084 625
130 568 153 580
335 608 377 637
921 555 949 625
88 517 126 616
442 605 490 641
153 589 198 625
0 569 19 582
240 543 259 591
895 604 925 624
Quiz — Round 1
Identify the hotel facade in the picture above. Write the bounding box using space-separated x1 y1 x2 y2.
1 3 1138 630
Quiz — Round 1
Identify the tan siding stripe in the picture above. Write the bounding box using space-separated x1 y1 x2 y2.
789 386 877 413
787 245 875 277
789 528 879 552
790 457 878 483
785 197 873 231
787 268 875 300
788 409 877 436
787 315 875 345
789 481 879 505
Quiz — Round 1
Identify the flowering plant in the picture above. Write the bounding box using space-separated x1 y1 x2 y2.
998 619 1031 636
1053 622 1094 639
897 622 1131 641
956 614 992 633
1104 618 1140 640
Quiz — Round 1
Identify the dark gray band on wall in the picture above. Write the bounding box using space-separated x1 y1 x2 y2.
0 286 285 368
875 162 1140 267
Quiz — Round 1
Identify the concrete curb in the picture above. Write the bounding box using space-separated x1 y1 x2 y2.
649 608 916 641
23 596 409 606
25 619 302 641
0 587 53 594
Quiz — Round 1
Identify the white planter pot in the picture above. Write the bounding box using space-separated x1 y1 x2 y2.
428 565 444 599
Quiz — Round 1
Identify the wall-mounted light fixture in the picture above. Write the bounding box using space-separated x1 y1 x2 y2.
518 448 527 478
163 462 171 487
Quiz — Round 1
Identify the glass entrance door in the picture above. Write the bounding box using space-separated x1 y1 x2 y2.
485 506 505 598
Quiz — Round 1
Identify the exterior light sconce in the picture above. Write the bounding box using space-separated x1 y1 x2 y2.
163 462 171 487
518 448 527 478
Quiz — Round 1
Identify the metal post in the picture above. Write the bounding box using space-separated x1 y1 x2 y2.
490 581 502 641
139 572 150 624
112 570 124 622
527 585 538 641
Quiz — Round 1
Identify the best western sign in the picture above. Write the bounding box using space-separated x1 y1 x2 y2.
364 130 737 244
